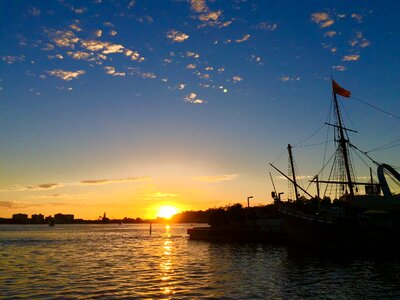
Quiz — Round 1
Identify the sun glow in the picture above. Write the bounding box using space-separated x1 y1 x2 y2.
157 205 178 219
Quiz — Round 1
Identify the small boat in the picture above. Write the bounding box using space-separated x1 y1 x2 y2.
270 79 400 249
48 220 55 226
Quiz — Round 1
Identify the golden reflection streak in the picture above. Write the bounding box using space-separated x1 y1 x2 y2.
160 224 175 295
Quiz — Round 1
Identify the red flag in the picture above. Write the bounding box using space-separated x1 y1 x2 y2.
332 80 351 98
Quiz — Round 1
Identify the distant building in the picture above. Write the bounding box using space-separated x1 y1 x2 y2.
54 213 74 224
31 214 45 224
12 213 29 224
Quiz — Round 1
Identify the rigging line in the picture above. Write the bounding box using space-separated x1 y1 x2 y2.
369 143 400 153
351 96 400 120
339 98 358 134
296 140 334 148
352 147 374 171
348 143 380 166
293 123 327 146
271 148 286 164
315 150 336 178
367 137 400 152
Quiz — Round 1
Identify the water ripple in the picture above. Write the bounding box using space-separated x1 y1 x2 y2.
1 224 400 299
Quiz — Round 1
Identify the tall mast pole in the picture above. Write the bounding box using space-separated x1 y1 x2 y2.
332 84 354 201
287 144 299 201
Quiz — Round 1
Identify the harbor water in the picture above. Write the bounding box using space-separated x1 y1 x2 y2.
1 224 400 299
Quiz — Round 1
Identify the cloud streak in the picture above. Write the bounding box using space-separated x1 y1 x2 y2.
193 174 239 183
1 177 150 192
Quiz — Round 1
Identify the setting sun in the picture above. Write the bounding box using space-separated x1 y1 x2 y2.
157 206 179 219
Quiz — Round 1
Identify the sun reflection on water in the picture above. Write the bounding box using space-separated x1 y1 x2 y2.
160 224 175 296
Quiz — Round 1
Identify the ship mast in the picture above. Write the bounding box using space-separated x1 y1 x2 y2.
287 144 299 201
332 82 355 201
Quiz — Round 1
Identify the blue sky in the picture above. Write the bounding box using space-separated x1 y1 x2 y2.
1 0 399 219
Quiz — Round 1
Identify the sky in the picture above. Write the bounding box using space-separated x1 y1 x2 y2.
1 0 400 219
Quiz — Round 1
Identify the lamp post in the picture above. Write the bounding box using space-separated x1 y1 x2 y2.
247 196 253 208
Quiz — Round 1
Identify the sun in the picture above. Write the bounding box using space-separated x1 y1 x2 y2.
157 205 178 219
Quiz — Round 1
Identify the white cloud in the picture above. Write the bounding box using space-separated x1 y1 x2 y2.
47 69 85 81
70 24 82 32
199 11 221 22
311 12 334 28
51 30 80 48
67 51 90 60
190 0 208 13
232 75 243 83
166 30 189 42
186 63 197 69
184 92 206 104
104 66 125 76
80 40 124 54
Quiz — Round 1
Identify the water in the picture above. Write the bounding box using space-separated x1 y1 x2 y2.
1 224 400 299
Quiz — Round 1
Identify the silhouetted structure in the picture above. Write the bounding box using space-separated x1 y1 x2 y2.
54 213 74 224
12 213 29 224
31 214 45 224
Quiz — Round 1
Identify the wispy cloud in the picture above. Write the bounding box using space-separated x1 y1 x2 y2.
190 0 208 13
70 24 82 32
47 69 85 81
28 7 41 16
349 32 370 48
311 12 334 28
351 13 363 23
127 0 136 9
104 66 125 76
324 31 337 37
342 54 360 61
236 34 250 43
1 55 25 64
186 63 197 69
79 177 149 185
184 92 206 104
49 30 80 48
67 51 91 60
166 30 189 42
1 177 150 193
2 183 63 192
258 22 278 31
81 40 124 54
232 75 243 83
193 174 239 183
332 65 346 71
280 75 301 82
145 192 178 200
